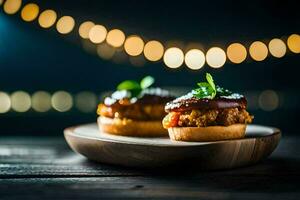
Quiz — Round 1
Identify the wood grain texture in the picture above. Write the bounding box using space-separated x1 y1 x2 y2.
64 124 281 169
0 136 299 200
0 137 140 177
0 174 299 200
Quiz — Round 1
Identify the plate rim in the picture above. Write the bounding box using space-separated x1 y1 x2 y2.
64 123 281 147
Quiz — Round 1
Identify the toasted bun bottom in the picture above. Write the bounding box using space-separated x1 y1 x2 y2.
98 116 168 137
168 124 246 142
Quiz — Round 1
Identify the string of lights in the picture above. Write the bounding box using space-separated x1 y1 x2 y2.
0 90 98 113
1 0 300 70
0 89 291 114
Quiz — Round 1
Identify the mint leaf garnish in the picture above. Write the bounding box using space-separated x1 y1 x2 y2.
117 80 140 91
192 73 217 99
140 76 155 89
116 76 155 98
206 73 216 98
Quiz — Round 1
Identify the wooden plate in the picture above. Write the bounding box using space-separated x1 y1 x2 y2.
64 123 281 169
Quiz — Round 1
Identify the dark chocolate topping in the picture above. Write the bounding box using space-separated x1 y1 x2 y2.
104 88 174 106
165 92 247 112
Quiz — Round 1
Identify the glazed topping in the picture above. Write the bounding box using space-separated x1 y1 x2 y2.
165 73 247 112
104 87 174 106
165 93 246 112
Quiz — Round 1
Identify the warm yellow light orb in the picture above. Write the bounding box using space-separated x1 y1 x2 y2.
0 92 11 113
31 91 51 112
163 47 184 68
56 16 75 34
11 91 31 112
143 40 164 61
268 38 286 58
206 47 226 68
3 0 22 14
97 43 115 60
89 25 107 44
287 34 300 53
51 91 73 112
226 43 247 64
124 35 144 56
184 49 205 70
21 3 39 22
106 29 126 48
75 92 97 113
78 21 95 39
249 41 268 61
38 10 57 28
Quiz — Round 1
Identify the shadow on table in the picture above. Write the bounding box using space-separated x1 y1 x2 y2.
81 156 300 192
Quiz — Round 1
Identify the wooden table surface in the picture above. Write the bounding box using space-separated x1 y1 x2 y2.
0 136 299 200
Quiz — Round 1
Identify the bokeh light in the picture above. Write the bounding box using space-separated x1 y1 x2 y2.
249 41 268 61
10 91 31 112
79 21 95 39
226 43 247 64
3 0 22 14
124 35 144 56
21 3 39 22
0 92 11 113
184 49 205 70
75 92 97 113
143 40 164 61
268 38 286 58
89 25 107 44
106 29 126 48
163 47 184 68
97 43 116 60
258 90 279 111
38 9 57 28
56 16 75 34
287 34 300 53
206 47 226 68
51 91 73 112
31 91 51 112
0 0 3 6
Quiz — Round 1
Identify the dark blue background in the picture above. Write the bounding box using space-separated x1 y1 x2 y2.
0 0 299 135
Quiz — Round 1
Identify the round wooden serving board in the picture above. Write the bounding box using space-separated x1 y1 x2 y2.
64 123 281 169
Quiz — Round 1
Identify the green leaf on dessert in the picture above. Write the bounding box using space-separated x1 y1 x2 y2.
206 73 216 92
192 87 214 99
197 82 211 88
117 80 141 91
140 76 155 89
193 73 217 99
206 73 216 98
116 75 155 98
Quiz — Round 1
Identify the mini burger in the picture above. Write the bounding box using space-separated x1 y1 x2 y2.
163 73 253 142
97 76 174 137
